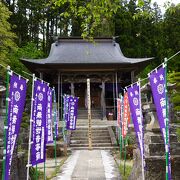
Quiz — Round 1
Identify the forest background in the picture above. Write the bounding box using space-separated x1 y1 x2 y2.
0 0 179 112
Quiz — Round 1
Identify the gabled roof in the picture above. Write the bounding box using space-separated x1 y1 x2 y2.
21 37 153 72
22 38 152 64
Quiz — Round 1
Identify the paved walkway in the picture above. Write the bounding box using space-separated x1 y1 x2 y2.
53 150 121 180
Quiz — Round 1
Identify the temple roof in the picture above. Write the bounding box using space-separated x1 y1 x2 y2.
21 38 153 72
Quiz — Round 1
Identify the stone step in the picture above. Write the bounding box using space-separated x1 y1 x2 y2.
70 143 112 147
76 120 105 123
71 132 110 136
70 139 111 144
70 146 119 150
71 131 109 136
73 128 108 131
76 123 107 126
71 133 110 137
144 134 178 144
145 142 180 156
71 130 109 134
70 136 111 140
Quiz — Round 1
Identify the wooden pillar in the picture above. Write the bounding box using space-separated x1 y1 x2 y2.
58 72 60 121
39 72 43 79
70 82 75 96
101 81 106 120
115 72 118 120
115 72 118 98
113 74 116 116
131 70 135 83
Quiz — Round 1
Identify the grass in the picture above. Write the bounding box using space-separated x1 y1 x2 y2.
119 160 133 180
46 156 68 180
112 150 133 180
177 127 180 142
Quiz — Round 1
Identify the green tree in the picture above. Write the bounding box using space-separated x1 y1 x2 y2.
163 3 180 72
54 0 121 39
0 1 16 66
9 42 45 74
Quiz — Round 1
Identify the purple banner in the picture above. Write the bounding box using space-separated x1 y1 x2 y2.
127 83 145 166
5 74 27 180
63 95 70 125
66 96 78 130
46 87 53 144
52 89 58 137
31 80 48 166
149 66 171 179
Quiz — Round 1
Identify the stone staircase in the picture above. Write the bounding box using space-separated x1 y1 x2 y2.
69 119 118 150
78 108 102 119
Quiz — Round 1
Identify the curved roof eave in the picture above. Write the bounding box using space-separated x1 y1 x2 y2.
20 38 154 73
20 57 154 65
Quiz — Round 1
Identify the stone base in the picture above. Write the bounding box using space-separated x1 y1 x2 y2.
129 149 180 180
129 131 180 180
10 152 26 180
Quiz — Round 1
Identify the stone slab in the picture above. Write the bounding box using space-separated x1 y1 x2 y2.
54 150 121 180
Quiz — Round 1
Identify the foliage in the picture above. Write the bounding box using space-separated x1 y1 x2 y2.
0 1 16 66
21 112 30 129
163 4 180 72
1 0 179 82
30 167 44 180
168 71 180 112
54 0 121 39
8 42 45 74
177 128 180 142
119 161 133 180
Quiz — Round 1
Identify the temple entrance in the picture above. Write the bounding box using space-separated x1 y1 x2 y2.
91 83 101 109
74 82 101 108
74 83 86 108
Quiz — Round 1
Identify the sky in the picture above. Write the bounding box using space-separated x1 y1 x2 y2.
151 0 179 7
151 0 179 13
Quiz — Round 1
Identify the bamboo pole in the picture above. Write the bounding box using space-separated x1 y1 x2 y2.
138 78 145 180
53 88 58 176
26 74 35 180
87 79 92 150
123 136 128 176
165 57 169 180
2 66 10 180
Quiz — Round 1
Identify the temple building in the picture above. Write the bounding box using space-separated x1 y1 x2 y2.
21 37 153 120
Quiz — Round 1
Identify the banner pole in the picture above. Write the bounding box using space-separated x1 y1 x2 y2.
164 57 169 180
2 66 10 180
63 95 65 140
36 165 38 180
26 74 35 180
120 95 123 163
123 136 127 176
119 127 121 162
138 78 145 180
44 162 46 180
53 88 57 175
87 79 92 150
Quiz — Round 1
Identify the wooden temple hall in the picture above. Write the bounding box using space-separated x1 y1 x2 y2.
21 37 153 120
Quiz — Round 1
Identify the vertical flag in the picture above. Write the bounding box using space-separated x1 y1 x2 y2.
127 83 145 167
66 96 78 130
31 80 48 165
46 87 53 144
149 66 171 179
122 92 131 138
5 74 27 180
53 89 58 138
63 95 70 124
117 98 121 127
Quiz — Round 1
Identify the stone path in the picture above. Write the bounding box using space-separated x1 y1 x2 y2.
53 150 121 180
